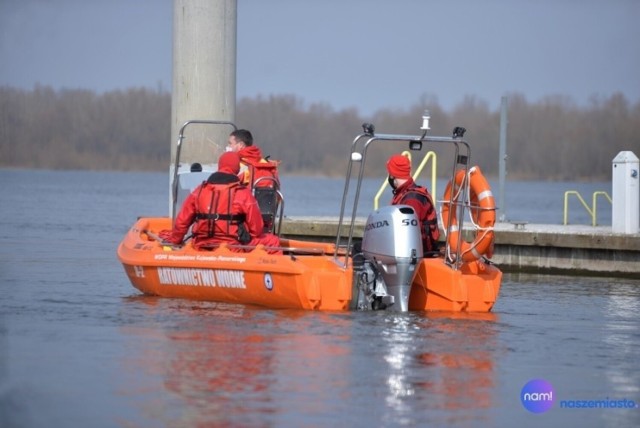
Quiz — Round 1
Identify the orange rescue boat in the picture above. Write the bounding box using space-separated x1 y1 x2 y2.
117 118 502 312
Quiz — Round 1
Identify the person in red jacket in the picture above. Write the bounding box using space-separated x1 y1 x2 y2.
226 129 280 189
159 152 282 254
386 154 440 254
226 129 281 233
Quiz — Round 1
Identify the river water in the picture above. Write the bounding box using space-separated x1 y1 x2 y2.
0 169 638 427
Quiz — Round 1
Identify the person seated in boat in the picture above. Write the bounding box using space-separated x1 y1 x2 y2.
226 129 281 232
386 154 440 254
159 151 282 254
226 129 280 189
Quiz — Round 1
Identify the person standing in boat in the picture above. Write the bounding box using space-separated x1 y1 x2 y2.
386 154 440 254
159 151 282 254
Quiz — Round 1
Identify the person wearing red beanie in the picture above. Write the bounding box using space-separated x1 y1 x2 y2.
159 152 282 254
386 154 412 180
386 154 440 254
217 151 241 174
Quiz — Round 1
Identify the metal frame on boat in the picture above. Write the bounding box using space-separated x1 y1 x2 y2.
117 114 502 312
336 119 478 269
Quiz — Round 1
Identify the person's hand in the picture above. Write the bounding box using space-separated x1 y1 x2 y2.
158 229 173 241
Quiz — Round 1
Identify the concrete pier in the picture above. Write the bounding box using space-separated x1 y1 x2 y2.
280 217 640 278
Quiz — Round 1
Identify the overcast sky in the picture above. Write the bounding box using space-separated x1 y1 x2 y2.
1 0 638 115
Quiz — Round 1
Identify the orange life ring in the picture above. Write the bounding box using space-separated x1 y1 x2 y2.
440 166 496 262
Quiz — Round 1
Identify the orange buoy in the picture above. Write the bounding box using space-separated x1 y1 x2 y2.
441 166 496 262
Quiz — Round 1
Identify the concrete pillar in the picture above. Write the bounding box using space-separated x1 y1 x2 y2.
612 151 639 234
171 0 237 167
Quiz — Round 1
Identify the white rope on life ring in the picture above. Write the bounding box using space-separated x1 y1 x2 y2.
440 166 496 262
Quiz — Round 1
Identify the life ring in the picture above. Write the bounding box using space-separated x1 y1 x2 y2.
440 166 496 262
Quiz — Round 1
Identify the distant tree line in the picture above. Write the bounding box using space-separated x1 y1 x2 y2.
1 85 638 180
0 85 170 171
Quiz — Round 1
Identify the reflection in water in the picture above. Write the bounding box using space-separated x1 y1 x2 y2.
603 286 640 427
119 297 500 427
379 312 498 427
120 297 356 426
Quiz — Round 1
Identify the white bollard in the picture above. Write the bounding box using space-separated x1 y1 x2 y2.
611 151 639 234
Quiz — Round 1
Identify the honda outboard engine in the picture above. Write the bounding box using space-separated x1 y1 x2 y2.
353 205 423 311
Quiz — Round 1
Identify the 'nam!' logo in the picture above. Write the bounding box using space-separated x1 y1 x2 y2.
521 379 555 413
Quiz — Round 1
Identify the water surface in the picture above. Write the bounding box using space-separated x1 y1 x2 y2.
0 169 637 427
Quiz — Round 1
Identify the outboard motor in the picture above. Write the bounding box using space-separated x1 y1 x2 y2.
354 205 423 311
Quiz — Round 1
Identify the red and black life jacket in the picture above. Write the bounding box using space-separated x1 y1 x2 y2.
192 181 250 244
397 184 440 252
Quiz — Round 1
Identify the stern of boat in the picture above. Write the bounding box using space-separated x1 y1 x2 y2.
408 258 502 312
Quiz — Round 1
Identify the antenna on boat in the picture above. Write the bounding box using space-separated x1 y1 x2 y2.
417 109 431 143
420 110 431 131
409 110 431 150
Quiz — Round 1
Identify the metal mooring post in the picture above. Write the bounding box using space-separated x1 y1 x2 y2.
498 96 508 222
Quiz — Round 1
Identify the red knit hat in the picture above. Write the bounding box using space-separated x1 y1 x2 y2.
386 154 411 179
218 151 240 174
